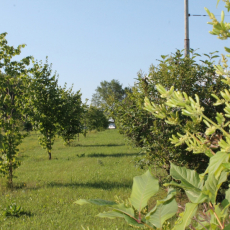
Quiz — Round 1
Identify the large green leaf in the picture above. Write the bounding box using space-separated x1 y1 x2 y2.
165 181 207 204
146 198 178 229
112 203 135 218
130 170 159 212
202 171 227 203
74 199 117 206
156 187 177 205
97 211 145 228
146 188 176 216
201 151 229 179
121 214 146 228
174 203 198 230
97 210 125 219
97 203 145 228
145 188 177 228
221 187 230 216
170 163 202 189
167 163 207 203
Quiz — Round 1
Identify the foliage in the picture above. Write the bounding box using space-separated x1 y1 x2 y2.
57 85 83 145
27 60 61 160
23 121 33 132
76 76 230 229
85 105 109 131
75 170 177 229
91 79 127 121
0 33 32 187
2 203 25 217
115 50 226 176
205 1 230 51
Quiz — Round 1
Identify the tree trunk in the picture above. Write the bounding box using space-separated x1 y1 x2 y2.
48 150 51 160
48 131 52 160
8 163 13 188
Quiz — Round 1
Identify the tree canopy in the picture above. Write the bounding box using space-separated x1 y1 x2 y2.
115 50 227 176
91 79 128 121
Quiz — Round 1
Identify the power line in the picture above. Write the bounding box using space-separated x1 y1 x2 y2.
189 14 230 16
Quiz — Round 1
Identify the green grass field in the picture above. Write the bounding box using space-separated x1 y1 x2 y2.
0 130 166 230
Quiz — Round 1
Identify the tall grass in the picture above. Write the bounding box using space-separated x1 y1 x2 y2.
0 130 166 230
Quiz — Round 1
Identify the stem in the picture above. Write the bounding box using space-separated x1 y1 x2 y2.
209 202 224 229
142 223 155 230
112 208 155 230
202 114 230 139
188 131 215 155
192 216 209 230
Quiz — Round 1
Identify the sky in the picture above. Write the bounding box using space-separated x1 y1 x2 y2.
1 0 229 103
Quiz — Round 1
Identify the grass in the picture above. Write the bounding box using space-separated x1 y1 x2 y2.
0 129 167 230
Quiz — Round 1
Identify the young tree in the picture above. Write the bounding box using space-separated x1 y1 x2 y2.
57 86 83 145
0 33 32 187
28 60 61 160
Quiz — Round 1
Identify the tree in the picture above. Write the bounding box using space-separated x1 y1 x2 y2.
85 106 109 131
57 86 83 145
115 50 227 176
91 79 127 121
28 60 61 160
0 33 32 187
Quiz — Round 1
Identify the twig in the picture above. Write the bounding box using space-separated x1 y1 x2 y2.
209 202 224 229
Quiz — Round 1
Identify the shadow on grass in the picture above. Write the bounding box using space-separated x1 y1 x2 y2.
72 144 125 147
47 180 132 190
17 155 30 161
3 211 34 218
86 153 143 158
11 179 134 191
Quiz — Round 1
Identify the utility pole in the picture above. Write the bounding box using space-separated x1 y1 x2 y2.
184 0 190 57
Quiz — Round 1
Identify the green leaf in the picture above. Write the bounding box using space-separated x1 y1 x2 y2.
224 223 230 230
146 198 178 228
225 47 230 53
165 181 207 204
168 163 207 203
74 199 117 206
202 171 228 203
97 209 145 228
156 187 177 205
222 163 230 170
112 203 135 218
146 188 177 216
97 203 145 228
97 210 125 219
122 215 146 228
221 10 225 22
202 151 229 179
174 203 198 230
170 163 202 190
226 187 230 202
130 170 159 212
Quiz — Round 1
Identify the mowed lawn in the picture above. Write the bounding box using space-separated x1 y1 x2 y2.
0 130 165 230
